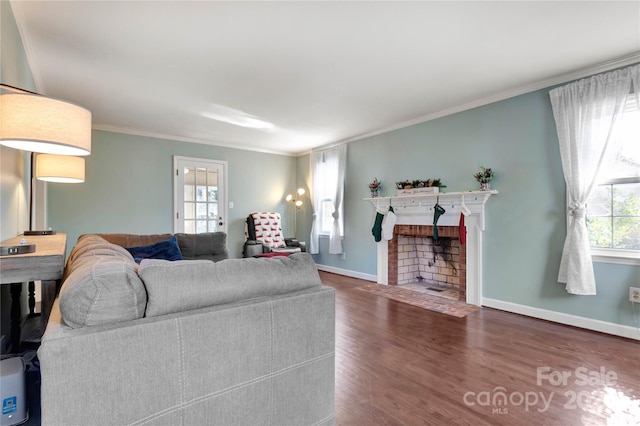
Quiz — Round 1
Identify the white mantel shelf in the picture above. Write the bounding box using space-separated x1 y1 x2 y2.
364 190 498 230
364 189 498 306
364 189 498 202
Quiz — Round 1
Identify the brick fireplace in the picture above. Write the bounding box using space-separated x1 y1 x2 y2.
368 190 497 306
389 225 466 301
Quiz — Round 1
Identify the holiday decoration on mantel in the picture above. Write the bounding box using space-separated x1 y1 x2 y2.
368 178 382 197
474 165 494 190
394 178 446 195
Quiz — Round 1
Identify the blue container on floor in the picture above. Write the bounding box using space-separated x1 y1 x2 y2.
1 357 27 426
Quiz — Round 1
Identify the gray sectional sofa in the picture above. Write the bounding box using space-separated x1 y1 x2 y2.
37 233 335 425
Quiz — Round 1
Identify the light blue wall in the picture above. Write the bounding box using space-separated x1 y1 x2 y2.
1 0 38 352
47 130 297 258
306 89 639 328
1 0 35 240
4 0 637 331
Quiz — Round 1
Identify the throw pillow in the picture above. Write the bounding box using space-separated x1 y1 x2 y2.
125 236 183 264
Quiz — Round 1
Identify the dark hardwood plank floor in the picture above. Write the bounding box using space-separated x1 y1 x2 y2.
319 271 640 426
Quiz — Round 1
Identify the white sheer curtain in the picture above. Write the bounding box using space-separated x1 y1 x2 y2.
309 150 322 254
632 66 640 110
309 144 347 254
329 144 347 254
549 64 637 295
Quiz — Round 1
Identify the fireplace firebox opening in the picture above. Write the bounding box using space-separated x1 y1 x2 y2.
388 225 466 301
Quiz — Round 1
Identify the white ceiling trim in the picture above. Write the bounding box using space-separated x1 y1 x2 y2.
92 124 294 157
329 52 640 152
93 52 640 157
10 0 639 158
9 0 42 91
101 51 640 158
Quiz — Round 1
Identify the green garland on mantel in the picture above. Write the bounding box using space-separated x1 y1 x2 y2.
395 179 446 190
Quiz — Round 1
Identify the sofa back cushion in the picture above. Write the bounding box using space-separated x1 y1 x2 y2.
90 233 173 249
139 252 321 317
84 232 229 262
60 236 147 328
174 232 228 262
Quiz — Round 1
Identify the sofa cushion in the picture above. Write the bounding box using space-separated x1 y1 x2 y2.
139 252 321 317
125 236 183 264
90 233 173 249
174 232 228 262
59 256 147 329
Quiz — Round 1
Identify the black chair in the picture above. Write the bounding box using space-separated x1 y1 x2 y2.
243 212 306 257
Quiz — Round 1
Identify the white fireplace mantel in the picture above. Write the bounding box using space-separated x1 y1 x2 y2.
365 190 498 306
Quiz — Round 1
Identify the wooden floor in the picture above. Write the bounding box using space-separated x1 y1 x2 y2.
319 271 640 426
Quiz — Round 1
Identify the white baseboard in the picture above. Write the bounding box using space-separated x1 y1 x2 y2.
483 298 640 341
313 265 640 341
315 264 377 283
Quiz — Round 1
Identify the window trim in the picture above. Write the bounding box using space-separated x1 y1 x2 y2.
585 99 640 265
318 198 333 236
588 178 640 264
591 248 640 265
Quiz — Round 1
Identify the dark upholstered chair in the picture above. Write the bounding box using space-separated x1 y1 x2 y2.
243 212 306 257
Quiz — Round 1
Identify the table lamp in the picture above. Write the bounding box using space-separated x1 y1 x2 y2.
0 84 91 237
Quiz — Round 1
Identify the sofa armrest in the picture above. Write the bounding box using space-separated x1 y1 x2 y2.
285 238 306 252
243 240 269 257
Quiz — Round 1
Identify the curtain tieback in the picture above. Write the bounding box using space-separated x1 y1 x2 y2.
332 212 339 220
568 206 586 218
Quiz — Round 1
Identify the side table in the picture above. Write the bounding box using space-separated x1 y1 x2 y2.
0 233 66 352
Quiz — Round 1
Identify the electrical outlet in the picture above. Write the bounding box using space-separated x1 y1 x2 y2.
630 287 640 303
342 252 346 260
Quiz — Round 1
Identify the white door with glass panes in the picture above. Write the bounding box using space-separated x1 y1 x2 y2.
174 156 227 234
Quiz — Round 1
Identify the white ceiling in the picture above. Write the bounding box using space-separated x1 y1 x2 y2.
10 1 640 156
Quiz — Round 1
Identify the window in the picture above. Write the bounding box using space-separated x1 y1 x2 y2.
320 199 335 234
174 156 227 234
312 154 342 237
309 145 346 254
586 97 640 263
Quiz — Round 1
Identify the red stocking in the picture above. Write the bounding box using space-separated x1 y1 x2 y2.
459 213 466 245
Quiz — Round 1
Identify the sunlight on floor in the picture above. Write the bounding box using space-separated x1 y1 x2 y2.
581 386 640 425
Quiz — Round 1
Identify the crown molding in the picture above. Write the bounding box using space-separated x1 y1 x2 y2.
13 0 638 159
9 1 43 92
92 124 295 157
337 52 640 147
